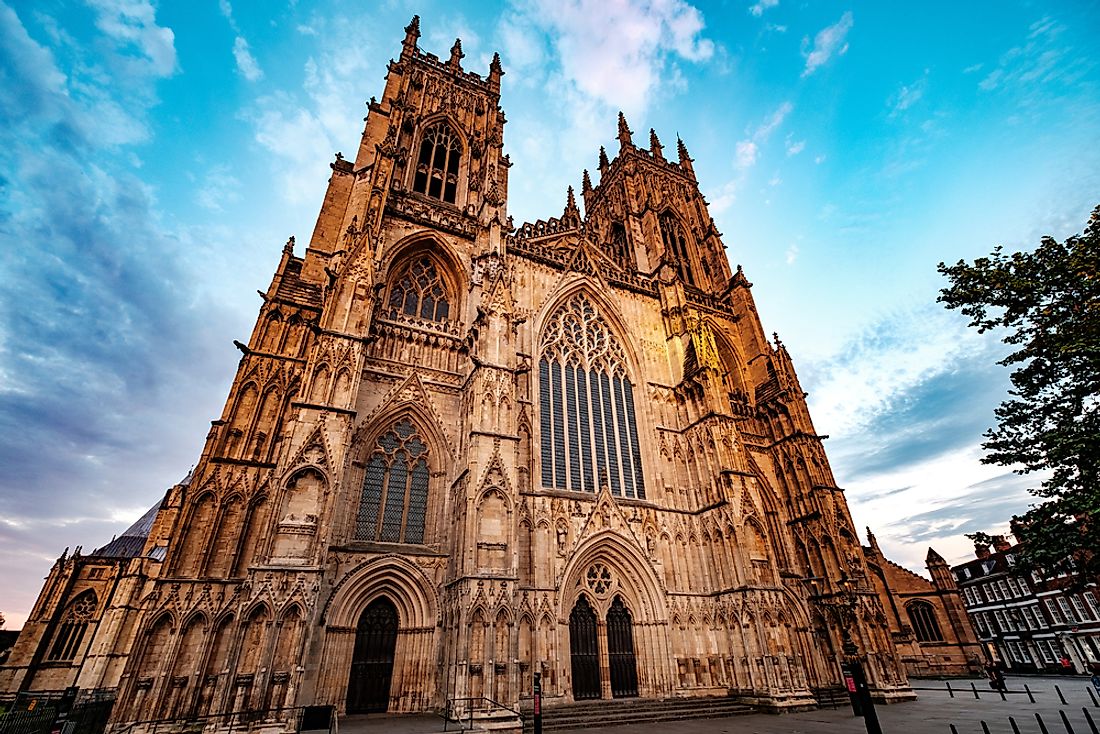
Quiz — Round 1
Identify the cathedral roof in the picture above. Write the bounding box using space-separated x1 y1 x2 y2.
92 499 163 558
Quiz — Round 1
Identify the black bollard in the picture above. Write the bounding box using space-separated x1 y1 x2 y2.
533 671 543 734
1010 717 1022 734
947 679 954 698
1083 707 1099 734
1038 712 1051 734
950 725 959 734
981 721 992 734
972 682 981 700
1088 687 1099 708
1027 684 1036 704
1061 710 1078 734
1000 684 1008 702
1058 685 1069 705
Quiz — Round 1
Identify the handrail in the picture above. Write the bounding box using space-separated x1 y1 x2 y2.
442 696 524 731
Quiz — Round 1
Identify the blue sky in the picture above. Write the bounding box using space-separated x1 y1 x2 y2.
1 0 1097 628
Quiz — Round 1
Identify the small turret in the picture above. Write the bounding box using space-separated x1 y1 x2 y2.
448 38 465 72
617 111 634 150
866 526 882 556
402 15 420 59
581 169 593 195
564 186 579 220
650 128 664 160
598 146 610 174
927 546 955 588
488 52 503 92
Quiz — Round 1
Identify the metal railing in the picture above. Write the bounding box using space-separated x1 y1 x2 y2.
442 697 524 732
108 705 328 734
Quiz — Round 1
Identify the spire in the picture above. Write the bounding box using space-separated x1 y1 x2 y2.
582 169 593 194
402 15 420 59
677 134 695 177
649 128 664 160
598 145 610 173
283 235 295 256
448 38 465 71
866 526 882 555
488 52 503 91
564 186 579 219
617 111 634 149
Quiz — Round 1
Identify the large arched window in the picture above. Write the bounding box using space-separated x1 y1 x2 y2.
386 256 451 323
413 123 461 204
47 591 98 661
907 601 944 643
539 293 645 499
356 419 430 544
659 212 694 286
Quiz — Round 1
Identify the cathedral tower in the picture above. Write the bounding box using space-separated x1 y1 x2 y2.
4 19 926 726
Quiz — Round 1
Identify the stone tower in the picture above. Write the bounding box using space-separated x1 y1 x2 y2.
4 18 924 724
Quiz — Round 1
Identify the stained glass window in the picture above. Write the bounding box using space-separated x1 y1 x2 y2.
539 294 645 499
356 420 430 544
387 257 451 323
413 123 461 204
906 601 944 643
47 591 97 661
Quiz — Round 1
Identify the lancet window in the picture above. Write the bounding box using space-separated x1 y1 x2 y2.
47 591 97 661
386 256 451 323
906 601 944 643
413 123 461 204
356 419 430 544
659 212 695 286
539 294 645 499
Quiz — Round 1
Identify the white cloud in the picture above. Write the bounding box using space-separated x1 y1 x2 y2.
86 0 177 77
754 100 792 140
519 0 715 117
786 138 805 156
887 72 927 118
801 10 852 77
735 140 757 169
749 0 778 17
784 243 798 263
196 165 243 211
233 36 263 81
814 154 826 164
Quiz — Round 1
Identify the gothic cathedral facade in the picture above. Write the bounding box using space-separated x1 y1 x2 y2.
7 17 989 724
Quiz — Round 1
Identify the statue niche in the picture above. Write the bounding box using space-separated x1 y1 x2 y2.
271 468 326 564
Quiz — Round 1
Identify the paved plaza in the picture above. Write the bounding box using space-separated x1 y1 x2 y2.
337 676 1100 734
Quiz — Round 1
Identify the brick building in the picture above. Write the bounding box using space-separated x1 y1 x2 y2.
953 536 1100 674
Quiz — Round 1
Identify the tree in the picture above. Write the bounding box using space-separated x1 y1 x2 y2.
938 205 1100 583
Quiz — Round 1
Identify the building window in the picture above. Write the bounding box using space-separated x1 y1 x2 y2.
539 293 645 499
1072 594 1095 622
356 419 431 544
1085 591 1100 620
1007 641 1032 664
413 123 461 204
659 212 695 286
1044 598 1065 624
47 591 98 662
1057 596 1078 623
1018 577 1031 596
386 256 451 323
907 601 944 643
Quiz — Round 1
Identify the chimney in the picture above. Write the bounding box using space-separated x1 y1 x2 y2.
975 542 991 560
992 535 1011 553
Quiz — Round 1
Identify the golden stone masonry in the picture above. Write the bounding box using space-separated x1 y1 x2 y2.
0 17 982 727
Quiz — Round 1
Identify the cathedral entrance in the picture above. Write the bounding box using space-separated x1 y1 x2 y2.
347 597 398 713
606 596 638 698
569 596 601 700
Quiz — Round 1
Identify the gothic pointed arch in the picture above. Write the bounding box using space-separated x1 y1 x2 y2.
323 555 437 630
45 590 99 662
536 287 646 498
559 530 666 622
658 209 696 286
410 115 466 204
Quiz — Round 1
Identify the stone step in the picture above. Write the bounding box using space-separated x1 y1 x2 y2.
520 697 754 733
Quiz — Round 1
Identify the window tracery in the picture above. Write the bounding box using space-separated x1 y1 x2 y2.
539 294 645 499
906 601 944 643
356 419 430 544
659 212 695 286
413 123 461 204
47 591 97 661
386 256 451 323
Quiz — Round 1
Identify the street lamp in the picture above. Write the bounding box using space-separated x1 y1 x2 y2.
808 572 882 734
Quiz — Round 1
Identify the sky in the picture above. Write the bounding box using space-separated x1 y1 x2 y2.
1 0 1098 630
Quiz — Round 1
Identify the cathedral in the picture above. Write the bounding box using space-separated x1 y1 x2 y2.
0 17 983 727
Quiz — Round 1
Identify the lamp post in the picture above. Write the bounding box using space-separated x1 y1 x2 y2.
811 573 882 734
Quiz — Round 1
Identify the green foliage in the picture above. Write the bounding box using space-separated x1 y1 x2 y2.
938 206 1100 583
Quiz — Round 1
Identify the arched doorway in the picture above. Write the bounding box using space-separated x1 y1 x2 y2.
347 597 398 713
569 596 601 700
606 596 638 698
